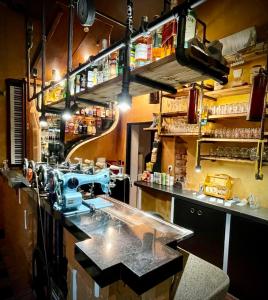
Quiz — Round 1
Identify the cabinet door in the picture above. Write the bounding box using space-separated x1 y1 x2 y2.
228 215 268 300
174 198 226 268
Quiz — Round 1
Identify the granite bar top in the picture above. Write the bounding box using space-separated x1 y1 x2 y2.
135 181 268 226
66 195 193 294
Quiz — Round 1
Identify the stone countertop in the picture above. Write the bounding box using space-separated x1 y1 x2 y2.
0 170 230 298
135 181 268 226
65 195 193 294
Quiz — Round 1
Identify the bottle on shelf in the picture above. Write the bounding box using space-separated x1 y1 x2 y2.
109 52 118 79
184 9 197 48
101 39 109 82
87 66 94 88
152 15 164 61
75 74 81 94
247 68 268 122
135 16 152 67
187 84 199 124
74 119 79 134
162 0 178 56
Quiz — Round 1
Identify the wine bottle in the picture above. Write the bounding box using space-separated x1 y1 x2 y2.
187 85 199 124
247 68 268 121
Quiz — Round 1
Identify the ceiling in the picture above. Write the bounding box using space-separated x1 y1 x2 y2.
1 0 169 80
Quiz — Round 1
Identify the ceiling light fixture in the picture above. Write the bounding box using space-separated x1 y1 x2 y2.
39 113 48 128
117 90 132 112
62 107 72 121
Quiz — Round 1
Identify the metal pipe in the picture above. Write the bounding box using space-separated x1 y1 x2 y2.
26 20 33 102
131 74 177 94
41 0 46 114
96 10 127 29
121 0 133 95
65 0 75 109
29 0 205 102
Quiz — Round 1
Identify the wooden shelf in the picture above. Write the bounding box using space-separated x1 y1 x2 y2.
143 127 158 131
201 155 268 166
208 113 247 120
200 138 267 143
200 155 255 164
225 42 268 66
160 132 198 137
205 85 251 98
47 53 220 109
161 111 187 117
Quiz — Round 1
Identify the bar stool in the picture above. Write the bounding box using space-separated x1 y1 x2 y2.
171 252 229 300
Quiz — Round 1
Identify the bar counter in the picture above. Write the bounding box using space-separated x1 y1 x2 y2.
134 180 268 225
0 169 230 299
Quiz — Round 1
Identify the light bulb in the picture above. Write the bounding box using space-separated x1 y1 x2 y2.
39 114 48 128
118 101 131 112
117 91 132 112
62 108 72 121
195 165 202 173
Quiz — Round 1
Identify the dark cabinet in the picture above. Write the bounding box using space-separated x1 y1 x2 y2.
173 198 226 268
228 215 268 300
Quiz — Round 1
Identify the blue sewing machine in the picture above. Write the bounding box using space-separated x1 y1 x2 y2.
46 168 111 212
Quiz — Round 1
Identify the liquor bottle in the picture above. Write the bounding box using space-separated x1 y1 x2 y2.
152 15 164 61
162 0 178 56
109 52 118 79
135 35 148 67
74 119 79 134
96 107 101 117
87 66 94 88
75 74 81 94
80 66 87 91
87 121 92 135
184 9 197 48
101 39 109 82
97 62 104 84
187 84 199 124
247 68 268 121
78 121 83 134
101 107 106 118
82 121 88 134
92 121 96 135
93 64 98 85
93 106 97 117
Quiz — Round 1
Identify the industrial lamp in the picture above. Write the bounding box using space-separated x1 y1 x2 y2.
117 90 132 112
39 113 48 128
62 107 72 121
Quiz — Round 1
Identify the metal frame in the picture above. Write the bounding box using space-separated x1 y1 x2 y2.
29 0 226 103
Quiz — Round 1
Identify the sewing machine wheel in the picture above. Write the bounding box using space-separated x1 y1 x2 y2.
67 177 79 189
38 165 48 190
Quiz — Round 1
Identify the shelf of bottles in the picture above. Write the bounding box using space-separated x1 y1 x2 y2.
43 8 202 107
41 114 61 162
64 103 115 144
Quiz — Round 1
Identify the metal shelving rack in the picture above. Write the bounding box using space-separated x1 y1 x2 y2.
195 64 268 180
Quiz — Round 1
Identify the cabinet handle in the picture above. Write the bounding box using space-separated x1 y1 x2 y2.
190 208 195 214
24 210 27 230
197 210 203 216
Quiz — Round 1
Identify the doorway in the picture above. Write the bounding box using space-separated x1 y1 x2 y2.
126 122 154 207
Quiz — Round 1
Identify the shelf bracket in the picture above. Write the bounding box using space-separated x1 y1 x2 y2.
130 74 177 94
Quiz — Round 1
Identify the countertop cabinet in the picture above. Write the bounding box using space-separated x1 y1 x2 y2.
173 198 226 268
228 215 268 300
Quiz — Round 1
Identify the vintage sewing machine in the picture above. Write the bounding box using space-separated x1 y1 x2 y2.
23 158 129 212
43 168 111 211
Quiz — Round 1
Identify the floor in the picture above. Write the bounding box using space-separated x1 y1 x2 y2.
0 237 36 300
